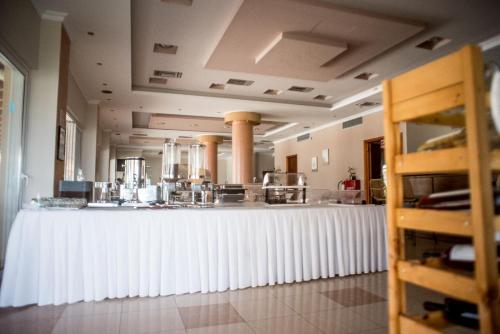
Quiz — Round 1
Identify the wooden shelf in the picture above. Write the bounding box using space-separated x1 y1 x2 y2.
386 45 499 334
398 260 477 303
395 147 468 174
396 208 473 236
399 313 450 334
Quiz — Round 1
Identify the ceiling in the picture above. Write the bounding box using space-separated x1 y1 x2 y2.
29 0 500 151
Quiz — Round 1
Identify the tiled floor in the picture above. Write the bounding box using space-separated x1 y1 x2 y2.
0 271 478 334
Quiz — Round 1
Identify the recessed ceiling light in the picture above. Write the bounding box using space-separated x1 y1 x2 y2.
288 86 314 93
139 105 143 109
149 77 167 84
313 95 332 101
153 43 178 55
354 72 378 80
153 70 182 78
263 89 282 96
115 133 120 136
227 78 254 86
106 98 112 101
113 118 117 121
303 126 311 129
101 89 112 94
96 62 103 66
210 83 225 90
87 31 94 36
416 36 452 51
102 83 107 86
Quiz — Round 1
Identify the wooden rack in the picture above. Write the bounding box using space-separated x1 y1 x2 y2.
383 45 500 333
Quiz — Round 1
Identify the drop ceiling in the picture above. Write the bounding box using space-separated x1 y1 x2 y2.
29 0 500 150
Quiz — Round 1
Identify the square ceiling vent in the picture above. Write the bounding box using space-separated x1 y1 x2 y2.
153 43 178 55
227 78 254 86
161 0 193 6
209 83 225 90
288 86 314 93
153 70 182 78
263 89 282 95
416 36 452 51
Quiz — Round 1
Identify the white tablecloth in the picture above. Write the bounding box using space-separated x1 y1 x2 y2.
0 205 387 306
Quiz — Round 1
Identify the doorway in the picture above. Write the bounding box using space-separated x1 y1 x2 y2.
286 154 297 173
364 137 385 203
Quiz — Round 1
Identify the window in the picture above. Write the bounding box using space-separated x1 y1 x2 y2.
64 112 82 181
0 52 26 265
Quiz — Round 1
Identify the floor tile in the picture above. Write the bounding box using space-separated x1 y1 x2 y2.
52 313 121 334
175 292 230 308
231 297 296 321
279 292 343 314
349 301 388 327
0 304 66 324
302 308 381 334
121 296 176 312
186 322 255 334
120 308 185 334
61 300 122 318
0 318 57 334
321 287 386 307
177 303 244 329
249 314 323 334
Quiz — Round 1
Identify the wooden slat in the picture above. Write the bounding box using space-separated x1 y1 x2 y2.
490 149 500 171
391 51 463 104
462 45 499 334
398 260 478 303
392 83 464 124
495 216 500 232
399 314 449 334
383 79 406 334
395 147 468 174
396 208 472 236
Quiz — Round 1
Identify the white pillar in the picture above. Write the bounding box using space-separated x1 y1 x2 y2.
81 102 98 181
23 18 63 202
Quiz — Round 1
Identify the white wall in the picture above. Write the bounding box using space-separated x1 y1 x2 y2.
96 130 111 181
406 122 456 153
254 152 274 182
81 103 98 181
24 19 62 202
67 73 87 125
274 112 384 190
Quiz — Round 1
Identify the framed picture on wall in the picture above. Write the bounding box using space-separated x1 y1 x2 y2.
57 126 66 161
311 156 318 172
322 148 329 164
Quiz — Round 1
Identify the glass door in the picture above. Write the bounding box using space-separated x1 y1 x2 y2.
0 53 26 266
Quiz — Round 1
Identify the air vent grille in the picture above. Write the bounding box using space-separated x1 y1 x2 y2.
342 117 363 129
289 86 314 93
355 101 381 108
416 36 451 51
297 133 310 142
354 72 378 80
149 77 167 84
227 78 254 86
153 43 178 55
153 70 183 78
160 0 193 5
263 89 282 95
209 83 225 90
313 95 331 101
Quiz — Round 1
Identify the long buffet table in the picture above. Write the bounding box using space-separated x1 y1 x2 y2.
0 204 387 307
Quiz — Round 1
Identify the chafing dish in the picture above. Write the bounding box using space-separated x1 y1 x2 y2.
262 172 307 205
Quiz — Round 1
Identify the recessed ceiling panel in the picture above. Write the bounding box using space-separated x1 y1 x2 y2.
205 0 425 81
137 112 286 135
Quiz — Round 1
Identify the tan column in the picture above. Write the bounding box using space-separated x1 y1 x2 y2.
197 135 223 183
224 112 261 184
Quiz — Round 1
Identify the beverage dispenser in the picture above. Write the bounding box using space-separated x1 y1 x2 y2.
161 140 181 203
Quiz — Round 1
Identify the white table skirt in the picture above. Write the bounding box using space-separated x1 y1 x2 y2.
0 205 387 307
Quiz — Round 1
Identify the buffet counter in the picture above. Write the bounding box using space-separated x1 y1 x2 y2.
0 204 387 307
